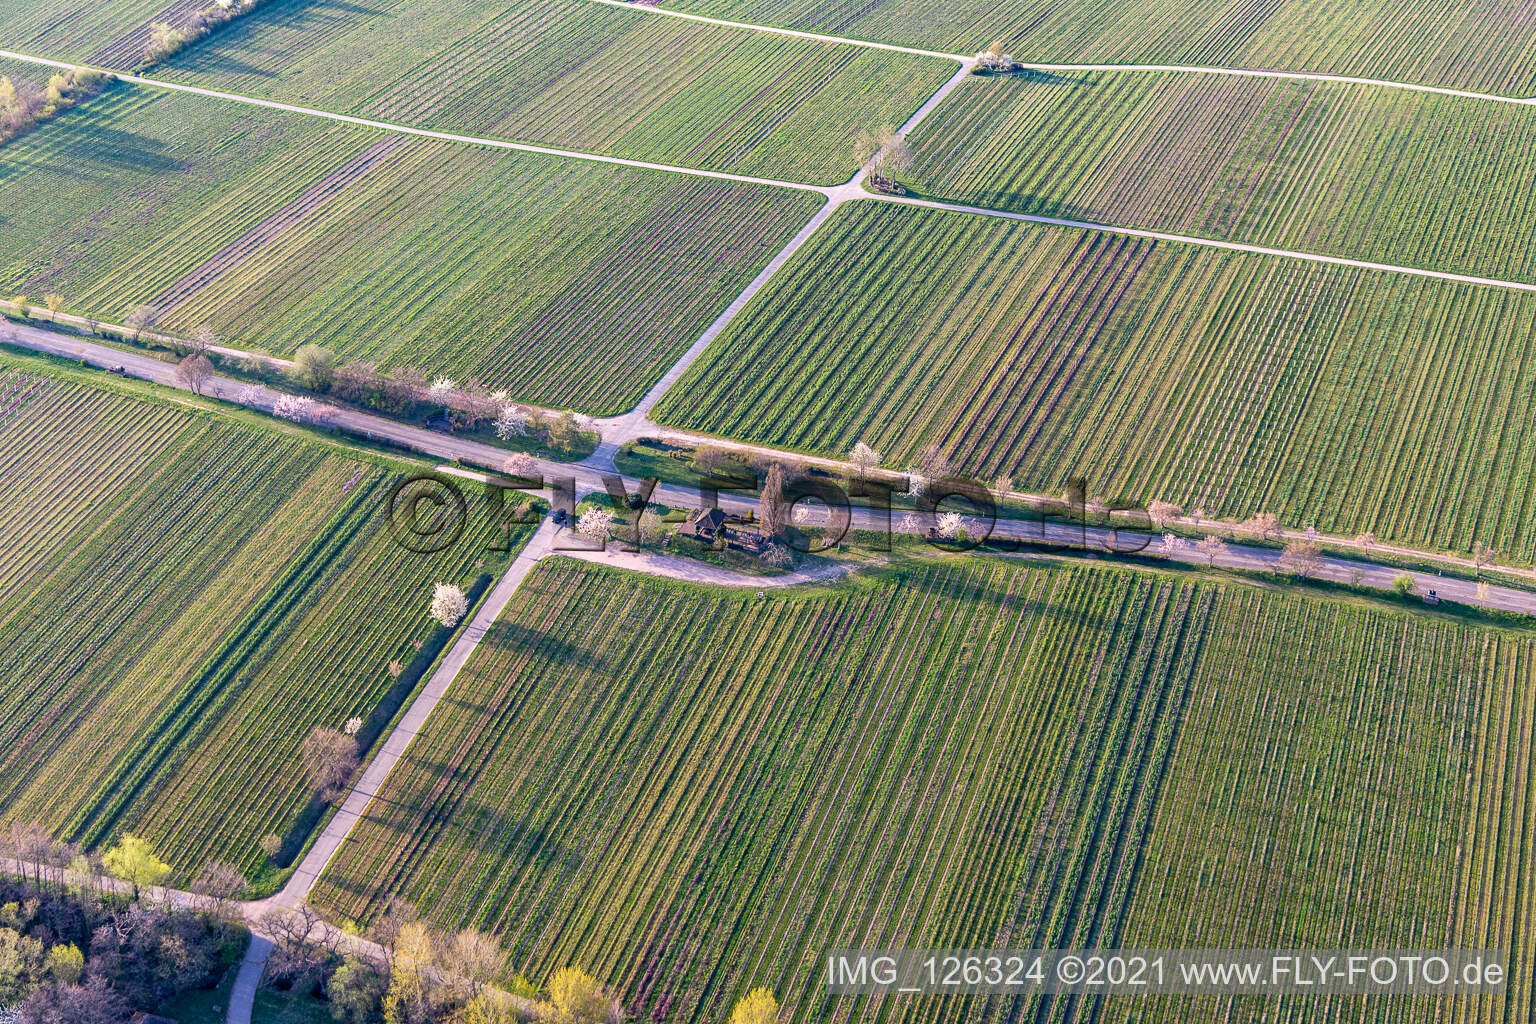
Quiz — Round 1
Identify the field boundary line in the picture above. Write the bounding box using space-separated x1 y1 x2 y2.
3 48 1533 295
579 0 967 60
1016 62 1536 104
876 195 1536 292
572 0 1536 103
0 48 830 193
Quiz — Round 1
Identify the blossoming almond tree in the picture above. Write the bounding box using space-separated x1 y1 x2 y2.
429 583 468 628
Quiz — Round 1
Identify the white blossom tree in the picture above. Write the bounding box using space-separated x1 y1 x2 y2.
1243 512 1280 540
495 406 530 439
1147 500 1182 529
848 441 880 478
429 583 468 628
577 507 614 541
429 377 458 400
1280 539 1323 578
1159 532 1184 556
502 452 538 478
935 511 966 539
273 394 318 423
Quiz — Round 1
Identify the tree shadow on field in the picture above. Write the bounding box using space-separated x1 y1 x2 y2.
172 49 280 78
436 797 581 875
879 559 1112 629
5 126 183 177
481 621 605 674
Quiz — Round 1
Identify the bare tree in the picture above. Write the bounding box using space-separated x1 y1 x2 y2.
190 860 248 937
1196 534 1227 567
693 445 729 478
301 726 359 803
1280 539 1323 579
263 905 329 991
875 135 915 183
1242 512 1280 541
445 929 505 995
761 462 788 537
124 304 161 341
369 895 421 953
1473 541 1496 572
175 352 214 395
1146 500 1182 529
854 134 882 177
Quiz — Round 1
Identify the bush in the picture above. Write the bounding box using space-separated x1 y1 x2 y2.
290 343 337 391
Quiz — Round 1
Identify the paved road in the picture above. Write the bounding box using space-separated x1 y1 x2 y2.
9 323 1535 616
10 321 1536 1023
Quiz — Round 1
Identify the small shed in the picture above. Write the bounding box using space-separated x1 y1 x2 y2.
676 507 729 542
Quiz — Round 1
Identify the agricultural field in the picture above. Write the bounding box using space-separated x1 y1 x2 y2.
1105 586 1536 1024
905 70 1536 282
659 0 1536 95
0 356 534 886
0 0 206 70
0 56 54 92
152 0 955 183
311 558 1535 1024
0 83 822 413
653 202 1536 561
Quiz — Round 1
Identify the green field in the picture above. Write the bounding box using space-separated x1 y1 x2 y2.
904 70 1536 282
0 0 206 70
0 83 822 414
660 0 1536 95
311 558 1534 1024
150 0 954 184
653 202 1536 561
0 356 534 885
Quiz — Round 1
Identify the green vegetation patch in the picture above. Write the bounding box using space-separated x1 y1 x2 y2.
0 362 533 885
658 0 1536 95
154 0 955 184
654 201 1536 560
312 557 1536 1023
904 70 1536 282
0 0 205 70
313 558 1214 1021
0 83 822 413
